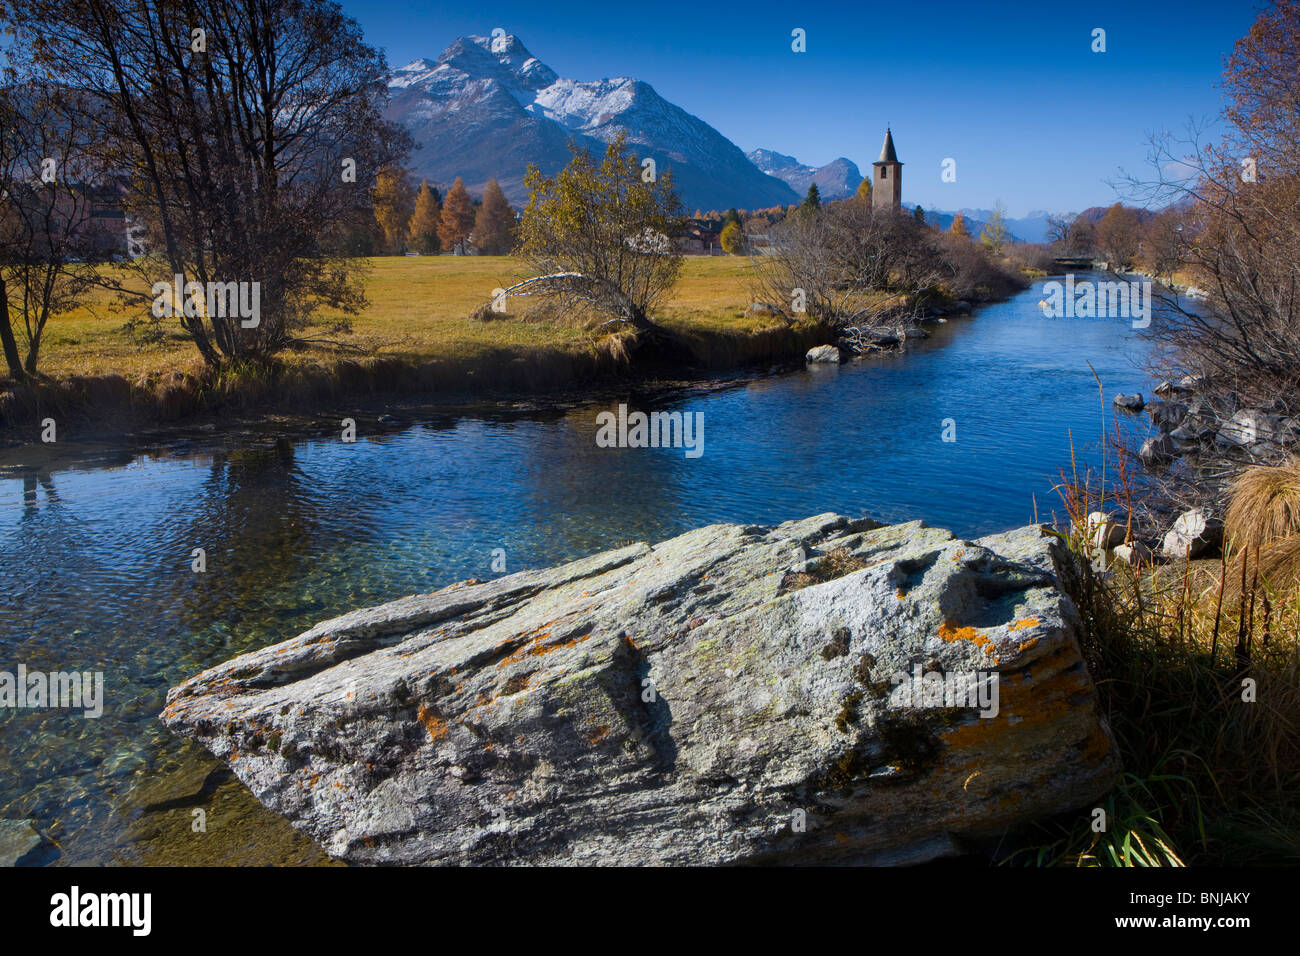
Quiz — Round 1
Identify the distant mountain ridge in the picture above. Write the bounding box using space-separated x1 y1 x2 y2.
923 208 1080 244
385 35 799 211
746 149 863 201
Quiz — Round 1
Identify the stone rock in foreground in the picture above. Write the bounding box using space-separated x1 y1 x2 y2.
162 515 1120 866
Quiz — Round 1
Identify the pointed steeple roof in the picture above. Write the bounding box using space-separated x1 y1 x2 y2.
875 128 900 165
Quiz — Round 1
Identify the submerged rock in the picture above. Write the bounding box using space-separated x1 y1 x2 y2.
0 820 57 867
161 515 1120 866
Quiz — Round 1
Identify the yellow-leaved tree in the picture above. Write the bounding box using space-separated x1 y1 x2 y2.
407 180 441 254
513 133 685 332
373 166 415 254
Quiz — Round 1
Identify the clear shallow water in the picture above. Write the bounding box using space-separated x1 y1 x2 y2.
0 275 1158 864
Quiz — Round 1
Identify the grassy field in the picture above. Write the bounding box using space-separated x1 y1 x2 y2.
38 254 770 381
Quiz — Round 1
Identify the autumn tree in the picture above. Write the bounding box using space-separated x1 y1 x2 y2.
8 0 411 367
1124 0 1300 403
436 178 476 254
472 180 516 255
752 199 945 335
1065 215 1096 255
949 213 970 238
513 133 684 332
1140 207 1189 279
720 220 746 254
0 83 105 379
407 180 442 254
979 203 1011 254
1045 214 1071 247
855 176 872 202
374 166 416 254
1095 203 1141 267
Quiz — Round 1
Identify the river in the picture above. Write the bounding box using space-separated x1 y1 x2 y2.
0 274 1158 864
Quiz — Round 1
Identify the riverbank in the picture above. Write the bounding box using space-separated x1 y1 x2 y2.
0 254 1026 445
0 256 829 442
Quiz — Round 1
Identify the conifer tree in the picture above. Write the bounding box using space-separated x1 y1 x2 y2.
437 177 476 253
408 179 442 254
472 179 517 255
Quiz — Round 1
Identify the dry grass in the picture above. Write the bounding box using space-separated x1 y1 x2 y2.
1225 458 1300 551
779 548 869 594
2 254 825 431
33 254 775 381
1008 401 1300 865
1005 533 1300 866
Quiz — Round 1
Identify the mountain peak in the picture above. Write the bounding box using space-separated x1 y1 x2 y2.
397 57 435 73
748 149 863 201
442 34 559 91
385 35 800 210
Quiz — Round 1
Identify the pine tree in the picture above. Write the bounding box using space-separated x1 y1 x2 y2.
913 205 926 224
472 179 517 255
407 180 442 254
803 183 821 210
437 177 476 254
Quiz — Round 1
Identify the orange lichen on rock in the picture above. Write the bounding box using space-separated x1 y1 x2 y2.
1010 617 1040 631
417 704 450 742
937 620 994 653
941 653 1095 754
588 725 611 745
497 625 594 670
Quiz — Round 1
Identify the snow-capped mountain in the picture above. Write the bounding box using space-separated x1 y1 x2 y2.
747 149 863 201
386 35 800 211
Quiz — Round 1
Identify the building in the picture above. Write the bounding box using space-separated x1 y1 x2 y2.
676 218 724 255
872 128 902 214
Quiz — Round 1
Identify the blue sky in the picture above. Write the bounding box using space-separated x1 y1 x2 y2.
352 0 1256 216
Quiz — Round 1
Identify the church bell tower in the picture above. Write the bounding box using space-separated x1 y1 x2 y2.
872 128 902 214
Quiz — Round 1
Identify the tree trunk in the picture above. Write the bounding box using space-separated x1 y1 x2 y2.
0 277 25 381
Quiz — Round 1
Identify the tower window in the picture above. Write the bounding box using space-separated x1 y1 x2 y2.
881 168 888 179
